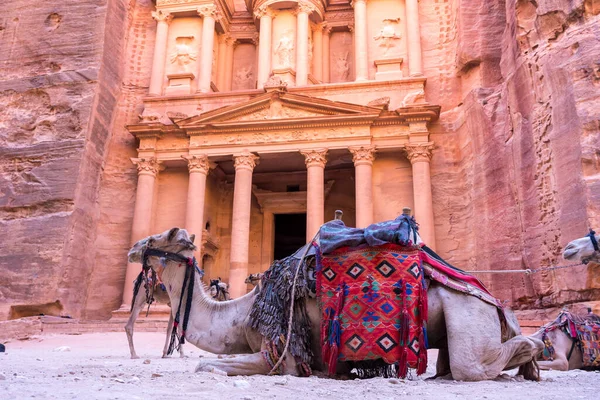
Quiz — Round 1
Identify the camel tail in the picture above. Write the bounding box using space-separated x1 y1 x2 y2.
517 358 540 381
130 271 144 313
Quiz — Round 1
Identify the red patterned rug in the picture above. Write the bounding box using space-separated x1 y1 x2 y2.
317 243 427 378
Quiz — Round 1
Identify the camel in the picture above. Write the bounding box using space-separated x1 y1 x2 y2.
562 229 600 265
125 241 233 359
128 227 543 381
244 273 262 287
528 230 600 371
209 278 231 301
530 309 600 371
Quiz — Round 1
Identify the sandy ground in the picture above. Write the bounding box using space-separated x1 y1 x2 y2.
1 332 598 400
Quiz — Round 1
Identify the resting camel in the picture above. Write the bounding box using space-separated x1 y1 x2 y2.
529 230 600 371
125 244 233 359
244 273 262 287
128 227 543 381
208 278 231 301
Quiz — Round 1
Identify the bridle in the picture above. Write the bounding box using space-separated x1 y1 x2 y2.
209 279 229 300
142 246 199 355
583 229 600 264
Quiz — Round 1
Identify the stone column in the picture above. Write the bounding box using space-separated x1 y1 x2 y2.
149 10 173 96
351 0 369 81
295 2 314 86
322 25 331 83
217 35 228 91
405 143 436 249
255 6 274 89
229 152 259 298
224 36 236 91
197 5 220 93
301 149 328 241
183 155 210 259
405 0 423 76
121 158 161 306
312 23 324 82
349 146 376 228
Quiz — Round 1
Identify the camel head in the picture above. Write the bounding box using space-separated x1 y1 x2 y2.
128 227 196 264
244 273 262 286
562 230 600 265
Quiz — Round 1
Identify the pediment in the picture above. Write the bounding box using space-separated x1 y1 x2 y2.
176 91 382 128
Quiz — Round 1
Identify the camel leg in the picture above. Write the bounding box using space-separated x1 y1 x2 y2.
161 312 186 358
195 349 299 376
162 312 174 358
428 344 452 380
537 358 569 371
125 288 148 359
441 289 542 381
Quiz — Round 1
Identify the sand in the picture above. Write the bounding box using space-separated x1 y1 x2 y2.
1 332 598 400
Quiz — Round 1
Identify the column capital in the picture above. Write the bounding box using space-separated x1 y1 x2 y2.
233 152 259 171
349 146 376 166
347 23 355 33
254 5 275 19
225 35 238 47
131 157 162 176
182 154 210 174
313 22 327 33
301 148 328 168
151 10 173 23
350 0 368 7
404 142 435 164
251 32 260 45
296 2 316 15
323 24 333 35
197 5 221 20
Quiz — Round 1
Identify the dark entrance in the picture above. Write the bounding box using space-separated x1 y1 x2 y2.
274 213 307 261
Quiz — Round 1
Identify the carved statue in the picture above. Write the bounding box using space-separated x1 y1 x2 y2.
170 36 196 73
308 35 313 66
334 51 350 81
401 89 427 107
374 18 401 56
275 30 295 68
234 66 253 87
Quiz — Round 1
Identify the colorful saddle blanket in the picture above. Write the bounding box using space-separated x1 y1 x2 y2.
578 322 600 368
317 244 428 378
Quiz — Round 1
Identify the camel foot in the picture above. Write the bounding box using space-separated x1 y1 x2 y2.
426 372 453 380
195 364 228 376
131 355 140 360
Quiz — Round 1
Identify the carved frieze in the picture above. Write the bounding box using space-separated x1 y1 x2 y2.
404 142 435 164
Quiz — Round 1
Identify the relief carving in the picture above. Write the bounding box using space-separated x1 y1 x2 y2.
138 109 162 123
275 30 295 68
234 66 254 88
374 18 401 56
401 89 426 107
333 51 350 81
170 36 196 73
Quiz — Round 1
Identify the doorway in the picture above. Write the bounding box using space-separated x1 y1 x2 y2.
273 213 307 260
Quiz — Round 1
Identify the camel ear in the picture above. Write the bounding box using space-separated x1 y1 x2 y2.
189 234 196 244
168 227 180 241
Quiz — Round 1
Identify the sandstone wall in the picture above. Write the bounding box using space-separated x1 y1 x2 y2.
428 0 600 308
0 0 131 320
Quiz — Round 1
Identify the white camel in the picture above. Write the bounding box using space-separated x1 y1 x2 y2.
529 230 600 371
125 240 236 359
128 227 543 380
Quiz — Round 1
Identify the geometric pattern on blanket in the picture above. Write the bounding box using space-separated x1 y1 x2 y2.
317 243 428 378
574 319 600 368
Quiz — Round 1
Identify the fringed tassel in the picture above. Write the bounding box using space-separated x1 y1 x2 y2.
417 328 428 375
568 320 577 338
322 285 344 376
167 321 179 356
398 280 410 378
